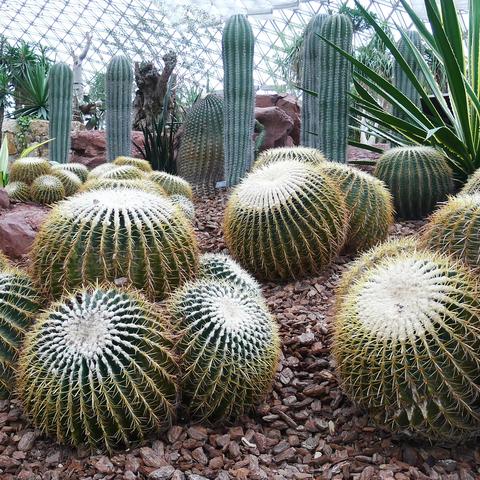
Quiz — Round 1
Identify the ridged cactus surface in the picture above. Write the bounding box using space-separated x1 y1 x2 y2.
18 286 178 451
224 160 347 280
334 251 480 442
105 55 133 162
253 147 325 170
31 188 199 300
51 169 82 196
0 268 40 399
222 14 255 186
177 94 224 194
81 178 166 195
374 146 453 219
5 181 30 202
53 162 88 182
30 175 65 204
0 252 9 270
149 171 193 199
460 168 480 195
48 63 73 164
100 165 144 180
169 279 280 420
113 156 152 172
9 157 51 184
170 194 195 221
320 163 393 252
88 163 117 179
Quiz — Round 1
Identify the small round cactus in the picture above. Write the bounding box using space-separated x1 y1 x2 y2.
460 168 480 195
88 163 117 179
18 286 178 451
51 169 82 196
9 157 52 184
224 160 347 281
113 156 152 172
0 268 41 399
199 252 261 295
149 172 193 199
52 162 89 183
169 279 280 421
421 194 480 270
31 188 199 300
374 146 453 219
5 181 30 202
320 163 394 252
30 175 66 205
170 194 195 221
253 147 326 170
334 250 480 442
100 165 145 180
80 178 167 196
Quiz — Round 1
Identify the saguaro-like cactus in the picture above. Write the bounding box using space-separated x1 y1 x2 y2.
48 63 73 164
222 14 255 186
105 55 133 162
317 14 353 163
177 94 224 194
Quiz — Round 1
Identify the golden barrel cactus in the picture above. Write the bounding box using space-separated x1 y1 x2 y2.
9 157 51 184
253 147 326 170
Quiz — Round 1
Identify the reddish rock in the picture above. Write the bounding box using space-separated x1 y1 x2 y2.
0 189 10 209
255 106 294 151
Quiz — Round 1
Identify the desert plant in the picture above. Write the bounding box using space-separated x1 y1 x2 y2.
5 181 30 202
13 63 49 119
31 188 198 300
0 268 40 399
0 251 9 269
177 94 224 194
9 157 51 184
222 14 255 186
30 174 65 204
224 160 347 280
113 156 152 172
334 250 480 442
169 279 280 420
253 147 326 170
87 163 117 179
0 134 8 187
460 168 480 195
170 194 194 221
81 178 166 195
100 165 144 180
48 63 73 164
18 286 178 451
149 171 193 199
374 146 452 219
105 55 133 162
52 162 88 182
51 169 82 196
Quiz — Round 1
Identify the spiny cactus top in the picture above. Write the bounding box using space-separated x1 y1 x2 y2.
199 253 261 295
9 157 52 184
52 162 89 183
99 165 145 180
31 188 199 300
5 181 30 202
30 175 66 205
460 168 480 195
334 251 480 442
51 169 82 196
81 178 166 196
88 163 117 179
18 286 178 451
170 194 195 221
224 160 347 280
169 279 280 421
320 163 394 252
113 156 152 172
149 171 193 199
253 147 326 170
0 267 41 399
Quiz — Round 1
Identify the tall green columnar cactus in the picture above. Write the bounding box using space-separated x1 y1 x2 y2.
222 14 255 187
393 31 424 121
105 55 133 162
318 14 353 163
48 63 73 164
300 14 327 148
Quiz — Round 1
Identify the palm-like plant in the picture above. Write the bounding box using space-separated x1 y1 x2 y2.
13 63 49 119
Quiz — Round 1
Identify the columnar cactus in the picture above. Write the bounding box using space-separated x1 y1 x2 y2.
224 160 347 280
334 250 480 442
170 194 195 221
30 175 65 204
374 146 453 219
149 171 193 199
48 63 73 164
0 268 40 399
31 188 199 300
81 178 166 195
222 14 255 186
51 169 82 196
460 168 480 195
100 165 144 180
253 147 326 170
18 286 178 451
169 279 280 420
177 94 224 194
105 55 133 162
9 157 51 184
113 156 152 172
52 162 89 182
320 163 394 252
5 181 30 202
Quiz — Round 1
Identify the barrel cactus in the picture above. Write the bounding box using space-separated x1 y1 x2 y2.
170 194 195 221
0 268 41 399
18 286 178 451
224 160 347 280
9 157 51 184
100 165 145 180
149 172 193 199
0 252 9 270
374 146 453 219
320 163 393 252
31 188 199 300
334 250 480 442
30 175 65 205
88 163 117 179
177 94 224 194
51 169 82 196
169 279 280 421
113 156 152 172
460 168 480 195
5 181 30 202
253 147 326 170
81 178 166 195
53 162 88 183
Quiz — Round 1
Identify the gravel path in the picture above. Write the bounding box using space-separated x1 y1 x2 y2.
0 191 478 480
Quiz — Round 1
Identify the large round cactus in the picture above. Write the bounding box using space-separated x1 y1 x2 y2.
224 160 347 280
88 163 117 179
51 169 82 196
52 162 88 183
170 194 195 221
169 279 280 421
0 268 41 399
5 181 30 202
421 194 480 270
374 146 453 219
9 157 51 184
253 147 326 170
30 175 66 205
320 163 394 252
334 250 480 442
81 178 166 196
31 188 199 300
460 168 480 195
149 172 193 199
113 156 152 172
100 165 145 180
18 286 178 451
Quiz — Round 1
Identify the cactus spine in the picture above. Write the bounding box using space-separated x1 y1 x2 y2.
5 181 30 202
48 63 73 164
222 14 255 186
105 55 133 162
253 147 325 170
148 171 193 199
9 157 51 184
113 156 152 172
177 94 224 194
30 175 66 205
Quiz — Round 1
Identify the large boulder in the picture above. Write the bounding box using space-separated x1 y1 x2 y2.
255 106 294 151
